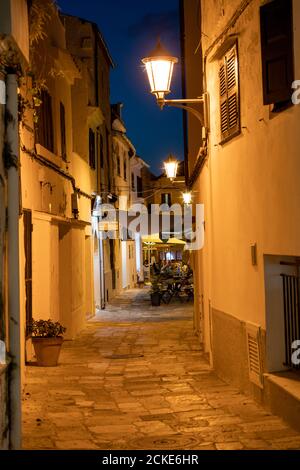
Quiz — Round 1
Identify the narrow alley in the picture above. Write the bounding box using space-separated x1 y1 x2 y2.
22 290 300 450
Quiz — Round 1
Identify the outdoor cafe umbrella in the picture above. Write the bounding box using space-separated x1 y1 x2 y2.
142 234 163 244
166 237 186 245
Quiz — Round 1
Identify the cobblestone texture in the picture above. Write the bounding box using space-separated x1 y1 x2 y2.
22 290 300 450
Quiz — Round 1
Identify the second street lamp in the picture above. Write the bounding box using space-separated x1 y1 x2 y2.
163 154 179 182
163 154 192 205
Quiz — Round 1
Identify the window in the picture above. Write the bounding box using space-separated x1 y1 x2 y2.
131 173 135 191
117 156 121 176
60 102 66 161
260 0 294 109
161 193 172 206
106 128 111 191
36 89 54 152
124 159 127 181
100 134 104 169
137 176 143 198
219 43 240 143
89 129 96 169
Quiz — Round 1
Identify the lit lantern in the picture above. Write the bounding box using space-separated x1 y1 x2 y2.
164 154 179 181
182 191 192 205
142 40 178 101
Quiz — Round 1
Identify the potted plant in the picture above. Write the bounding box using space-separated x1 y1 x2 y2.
150 277 161 306
28 319 66 367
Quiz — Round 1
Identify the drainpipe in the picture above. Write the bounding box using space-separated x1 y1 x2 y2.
6 73 21 449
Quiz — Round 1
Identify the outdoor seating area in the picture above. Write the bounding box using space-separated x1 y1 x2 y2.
149 262 194 306
141 234 194 306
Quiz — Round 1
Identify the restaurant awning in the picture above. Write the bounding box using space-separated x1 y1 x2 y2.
166 237 186 245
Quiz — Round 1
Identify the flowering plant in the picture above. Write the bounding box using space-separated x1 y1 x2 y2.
28 319 66 338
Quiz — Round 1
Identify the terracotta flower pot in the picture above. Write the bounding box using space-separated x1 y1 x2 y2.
32 337 64 367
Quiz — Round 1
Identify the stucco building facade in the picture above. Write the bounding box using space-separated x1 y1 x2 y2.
111 104 137 291
0 0 30 449
181 0 300 428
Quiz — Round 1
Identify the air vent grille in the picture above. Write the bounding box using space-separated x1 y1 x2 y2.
246 323 263 388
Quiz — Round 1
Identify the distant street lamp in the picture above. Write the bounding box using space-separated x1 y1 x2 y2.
182 191 192 205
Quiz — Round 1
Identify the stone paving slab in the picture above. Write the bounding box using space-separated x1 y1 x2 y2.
22 289 300 450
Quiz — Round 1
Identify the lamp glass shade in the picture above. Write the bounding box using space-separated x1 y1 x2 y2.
142 41 178 100
164 155 178 180
182 192 192 205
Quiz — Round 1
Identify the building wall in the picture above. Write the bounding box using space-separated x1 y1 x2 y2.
112 128 137 291
0 0 30 448
19 6 95 349
63 14 114 308
0 81 8 448
130 156 148 281
0 0 29 62
152 176 186 207
183 0 300 395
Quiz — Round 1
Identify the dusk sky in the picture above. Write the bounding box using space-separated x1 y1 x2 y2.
57 0 184 175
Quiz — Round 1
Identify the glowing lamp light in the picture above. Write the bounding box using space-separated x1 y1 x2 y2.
142 40 178 101
164 154 179 181
182 191 192 205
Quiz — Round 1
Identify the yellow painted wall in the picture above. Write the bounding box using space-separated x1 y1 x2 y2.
189 0 300 356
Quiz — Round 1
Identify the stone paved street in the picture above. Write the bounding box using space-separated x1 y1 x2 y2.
22 290 300 450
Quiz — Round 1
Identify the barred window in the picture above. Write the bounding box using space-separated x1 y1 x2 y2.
219 44 240 143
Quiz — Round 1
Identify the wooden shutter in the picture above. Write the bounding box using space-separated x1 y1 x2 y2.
36 89 54 152
137 176 143 197
60 102 66 161
100 134 104 169
89 129 96 169
260 0 294 105
219 44 240 143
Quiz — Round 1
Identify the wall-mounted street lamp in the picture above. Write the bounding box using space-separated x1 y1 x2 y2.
142 40 209 128
163 154 192 205
182 191 192 205
163 154 179 182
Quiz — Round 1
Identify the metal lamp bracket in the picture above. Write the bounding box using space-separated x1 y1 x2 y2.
157 92 210 131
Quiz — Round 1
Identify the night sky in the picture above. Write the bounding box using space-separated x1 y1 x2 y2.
57 0 184 175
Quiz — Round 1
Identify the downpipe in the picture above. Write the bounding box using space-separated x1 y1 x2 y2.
6 74 21 450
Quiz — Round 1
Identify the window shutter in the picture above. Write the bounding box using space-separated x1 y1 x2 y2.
220 63 228 135
137 176 143 197
100 134 104 169
60 102 66 161
260 0 294 105
89 129 96 169
219 44 240 143
36 89 54 153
